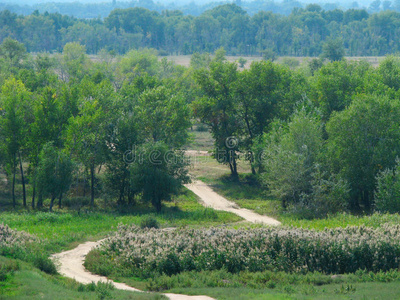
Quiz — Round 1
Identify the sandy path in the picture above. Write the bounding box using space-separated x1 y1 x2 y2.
51 241 214 300
185 180 281 226
51 178 278 299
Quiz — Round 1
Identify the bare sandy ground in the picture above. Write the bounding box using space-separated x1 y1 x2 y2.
185 180 281 226
51 240 214 300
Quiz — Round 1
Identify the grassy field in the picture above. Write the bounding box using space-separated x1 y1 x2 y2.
0 256 165 299
0 188 241 254
164 55 385 69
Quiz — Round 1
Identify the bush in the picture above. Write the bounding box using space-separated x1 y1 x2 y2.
281 57 300 69
84 249 115 277
262 48 276 61
292 166 349 218
0 257 19 281
374 159 400 213
63 197 91 208
140 216 160 229
32 253 57 274
90 224 400 278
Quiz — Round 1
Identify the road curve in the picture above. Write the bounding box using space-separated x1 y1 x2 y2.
185 180 281 226
51 240 214 300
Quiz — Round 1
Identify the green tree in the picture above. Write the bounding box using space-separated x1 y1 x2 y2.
0 78 30 208
326 94 400 211
36 142 74 212
137 86 191 148
193 61 240 177
0 37 27 72
60 42 89 82
321 38 345 62
130 142 190 212
66 99 106 208
374 158 400 213
261 108 323 209
311 60 370 120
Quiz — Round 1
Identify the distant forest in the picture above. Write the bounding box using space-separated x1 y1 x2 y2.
1 0 399 19
1 3 400 56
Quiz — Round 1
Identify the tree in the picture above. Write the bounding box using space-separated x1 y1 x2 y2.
326 94 400 211
321 38 345 62
66 99 106 208
28 86 69 208
59 42 89 82
136 86 191 148
193 61 240 177
0 78 30 208
374 158 400 213
0 38 27 71
234 61 293 173
130 142 190 212
261 108 323 209
311 60 370 120
36 142 74 212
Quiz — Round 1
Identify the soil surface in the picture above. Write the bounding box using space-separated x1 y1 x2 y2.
185 180 281 226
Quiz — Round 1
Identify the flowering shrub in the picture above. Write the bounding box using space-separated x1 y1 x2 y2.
0 223 56 274
0 223 36 256
93 224 400 277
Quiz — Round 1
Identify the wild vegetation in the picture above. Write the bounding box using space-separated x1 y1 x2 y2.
87 224 400 277
2 3 400 56
2 22 400 298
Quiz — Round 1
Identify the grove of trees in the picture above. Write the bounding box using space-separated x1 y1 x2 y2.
2 37 400 216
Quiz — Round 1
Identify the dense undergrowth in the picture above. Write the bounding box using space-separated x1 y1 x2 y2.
85 224 400 280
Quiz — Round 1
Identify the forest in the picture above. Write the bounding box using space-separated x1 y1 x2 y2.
2 3 400 56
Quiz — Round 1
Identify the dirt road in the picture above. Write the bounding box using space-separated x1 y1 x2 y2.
185 180 281 226
51 179 279 299
52 240 214 300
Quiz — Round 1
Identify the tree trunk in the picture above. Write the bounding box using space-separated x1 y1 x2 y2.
31 184 36 209
128 189 135 206
154 196 162 213
19 152 26 207
90 164 95 208
37 191 43 208
58 192 63 209
49 195 56 212
229 151 238 178
118 178 125 205
12 164 16 209
83 171 86 197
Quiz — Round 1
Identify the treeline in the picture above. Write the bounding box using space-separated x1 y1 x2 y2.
3 3 400 56
0 0 326 19
2 37 400 216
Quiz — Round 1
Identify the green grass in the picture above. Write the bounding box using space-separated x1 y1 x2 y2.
0 189 240 253
160 269 400 299
166 281 400 300
0 256 165 299
86 264 400 300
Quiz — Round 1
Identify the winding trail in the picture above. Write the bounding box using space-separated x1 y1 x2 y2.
51 180 279 299
185 180 281 226
51 240 214 300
